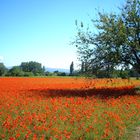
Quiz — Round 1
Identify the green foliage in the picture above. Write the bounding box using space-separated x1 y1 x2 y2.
20 61 45 76
57 72 66 76
0 63 7 76
80 61 84 73
74 0 140 76
45 71 53 76
120 70 130 79
5 61 45 77
7 66 24 77
23 72 34 77
45 71 67 77
70 61 74 76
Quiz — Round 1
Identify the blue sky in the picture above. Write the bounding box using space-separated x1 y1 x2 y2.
0 0 125 69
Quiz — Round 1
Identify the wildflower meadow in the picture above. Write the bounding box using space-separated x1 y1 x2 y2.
0 78 140 140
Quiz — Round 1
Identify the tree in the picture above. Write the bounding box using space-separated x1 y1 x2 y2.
20 61 45 75
54 71 67 76
7 66 24 76
120 0 140 73
70 61 74 75
74 0 140 75
81 61 85 73
0 63 7 76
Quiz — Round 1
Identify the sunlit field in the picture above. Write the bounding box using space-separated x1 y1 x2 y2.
0 78 140 140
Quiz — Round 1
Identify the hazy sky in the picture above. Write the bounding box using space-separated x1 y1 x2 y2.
0 0 125 69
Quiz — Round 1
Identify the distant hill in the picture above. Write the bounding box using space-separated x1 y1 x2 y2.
46 67 69 73
7 66 70 73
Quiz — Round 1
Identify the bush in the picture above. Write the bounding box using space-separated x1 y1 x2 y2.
24 72 34 77
57 72 66 76
7 66 24 77
120 71 129 79
0 63 7 76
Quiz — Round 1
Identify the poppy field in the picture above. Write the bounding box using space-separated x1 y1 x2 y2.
0 77 140 140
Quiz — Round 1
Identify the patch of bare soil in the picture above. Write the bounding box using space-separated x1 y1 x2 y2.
134 126 140 140
131 126 140 140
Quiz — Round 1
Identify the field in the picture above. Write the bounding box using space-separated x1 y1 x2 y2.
0 77 140 140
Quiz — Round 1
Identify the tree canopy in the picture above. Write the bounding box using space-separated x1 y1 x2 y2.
70 61 74 76
7 66 24 77
6 61 45 77
74 0 140 76
20 61 45 76
0 63 7 76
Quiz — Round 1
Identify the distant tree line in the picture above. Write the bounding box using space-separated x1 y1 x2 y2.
45 70 67 76
76 61 140 78
0 61 139 78
0 61 45 77
0 61 71 77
